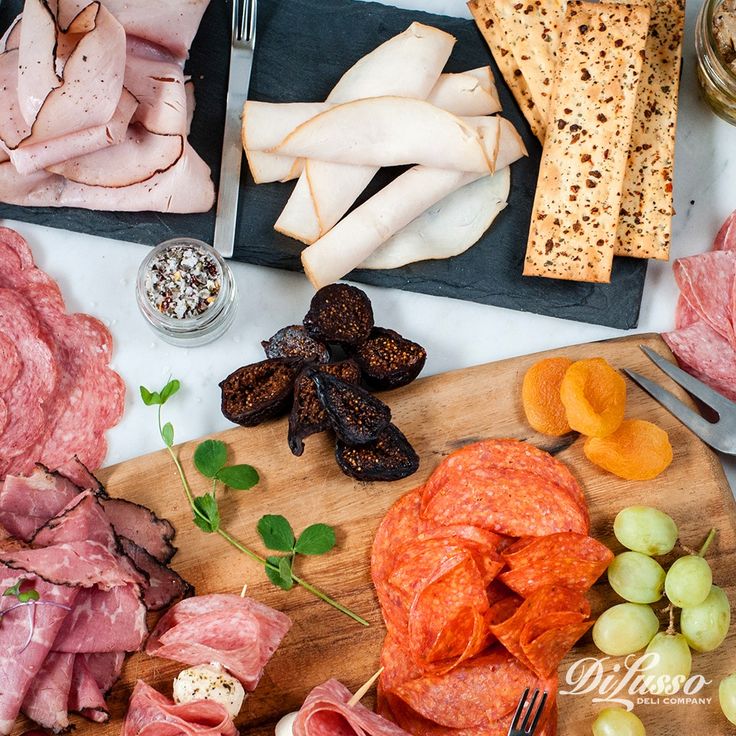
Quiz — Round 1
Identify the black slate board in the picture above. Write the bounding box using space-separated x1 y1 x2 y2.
0 0 647 329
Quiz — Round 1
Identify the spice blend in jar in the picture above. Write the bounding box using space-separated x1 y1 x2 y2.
136 238 238 347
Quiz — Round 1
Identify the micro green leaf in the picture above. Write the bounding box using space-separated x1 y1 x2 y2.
159 379 181 404
161 422 175 447
257 515 295 552
192 493 220 533
18 590 40 603
139 385 160 406
194 440 228 479
216 464 259 490
3 581 21 598
265 555 294 590
295 524 336 556
279 556 294 587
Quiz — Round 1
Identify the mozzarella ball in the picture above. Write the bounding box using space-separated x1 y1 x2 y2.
173 662 245 718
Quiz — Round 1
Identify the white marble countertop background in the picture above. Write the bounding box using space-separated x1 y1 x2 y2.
1 0 734 491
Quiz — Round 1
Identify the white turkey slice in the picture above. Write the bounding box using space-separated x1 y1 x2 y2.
360 168 510 270
426 67 501 116
0 15 22 53
301 167 484 289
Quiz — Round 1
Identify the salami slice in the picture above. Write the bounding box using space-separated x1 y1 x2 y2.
674 294 700 330
293 679 409 736
500 533 613 597
0 333 20 392
714 210 736 252
123 680 237 736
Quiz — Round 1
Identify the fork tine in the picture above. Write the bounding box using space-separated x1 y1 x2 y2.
640 345 736 415
520 689 540 731
624 369 718 440
526 691 548 734
247 0 257 42
511 688 530 729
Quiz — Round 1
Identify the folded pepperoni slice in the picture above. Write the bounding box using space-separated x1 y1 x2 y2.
520 611 593 678
500 533 613 597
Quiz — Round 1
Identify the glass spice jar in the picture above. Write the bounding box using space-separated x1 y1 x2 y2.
696 0 736 125
136 238 238 347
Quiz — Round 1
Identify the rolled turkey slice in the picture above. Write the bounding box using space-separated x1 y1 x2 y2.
426 67 502 115
0 15 21 53
270 97 512 172
361 168 510 270
301 168 483 289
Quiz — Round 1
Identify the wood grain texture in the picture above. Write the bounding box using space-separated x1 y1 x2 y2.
12 334 735 736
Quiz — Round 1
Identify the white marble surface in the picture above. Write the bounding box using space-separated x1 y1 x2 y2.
1 0 734 491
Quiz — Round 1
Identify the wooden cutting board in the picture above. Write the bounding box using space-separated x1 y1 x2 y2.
17 333 736 736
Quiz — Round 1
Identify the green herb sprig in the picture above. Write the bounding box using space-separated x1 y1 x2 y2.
3 581 39 603
140 380 368 626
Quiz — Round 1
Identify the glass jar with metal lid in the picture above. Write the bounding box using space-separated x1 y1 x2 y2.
136 238 238 347
696 0 736 125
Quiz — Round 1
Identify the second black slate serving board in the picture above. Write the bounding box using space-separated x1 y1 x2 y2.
0 0 648 329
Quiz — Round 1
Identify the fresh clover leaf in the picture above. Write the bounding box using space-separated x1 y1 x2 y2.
192 493 220 533
140 379 181 407
295 524 336 555
258 515 296 552
216 464 259 490
265 555 294 590
194 439 228 478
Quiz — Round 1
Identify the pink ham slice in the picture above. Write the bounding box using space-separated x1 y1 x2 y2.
69 654 109 722
98 0 212 60
123 680 237 736
54 457 105 494
53 584 147 653
0 290 58 466
293 679 410 736
0 573 78 736
82 651 126 693
21 651 75 732
0 540 140 590
146 594 292 691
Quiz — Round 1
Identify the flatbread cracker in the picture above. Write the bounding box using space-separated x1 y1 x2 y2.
523 1 650 283
468 0 547 141
615 0 685 260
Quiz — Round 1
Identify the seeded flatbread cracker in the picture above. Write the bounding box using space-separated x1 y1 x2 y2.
615 0 685 260
523 1 650 283
468 0 547 141
490 0 567 127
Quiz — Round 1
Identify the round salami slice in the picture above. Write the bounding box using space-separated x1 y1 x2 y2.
714 210 736 252
0 289 58 461
0 332 20 391
0 398 7 436
674 294 700 330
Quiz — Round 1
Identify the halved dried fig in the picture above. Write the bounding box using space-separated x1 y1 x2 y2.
219 358 301 427
303 284 374 345
351 327 427 390
262 325 330 364
312 372 391 445
336 424 419 481
288 360 362 457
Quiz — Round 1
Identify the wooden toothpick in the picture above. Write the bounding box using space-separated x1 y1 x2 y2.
347 667 384 707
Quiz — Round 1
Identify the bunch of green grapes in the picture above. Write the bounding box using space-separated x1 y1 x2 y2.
591 506 731 732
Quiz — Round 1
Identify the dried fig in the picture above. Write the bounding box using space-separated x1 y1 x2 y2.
262 325 330 364
336 424 419 481
288 360 362 457
351 327 426 390
219 358 301 427
312 372 391 445
303 284 374 345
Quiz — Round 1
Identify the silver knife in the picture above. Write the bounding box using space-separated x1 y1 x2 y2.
213 0 257 258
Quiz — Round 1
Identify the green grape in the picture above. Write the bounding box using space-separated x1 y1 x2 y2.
592 708 646 736
681 585 730 652
592 603 659 656
608 552 665 604
613 506 678 556
665 555 712 608
720 674 736 726
643 632 692 695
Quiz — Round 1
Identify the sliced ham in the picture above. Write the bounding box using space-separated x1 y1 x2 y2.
69 654 109 722
0 540 139 590
118 535 192 611
293 680 409 736
146 594 292 691
123 680 237 736
0 573 77 736
100 497 177 563
53 584 147 653
20 651 75 732
82 651 126 693
54 457 105 494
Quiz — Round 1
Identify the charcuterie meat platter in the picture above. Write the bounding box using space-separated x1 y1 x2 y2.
8 333 731 736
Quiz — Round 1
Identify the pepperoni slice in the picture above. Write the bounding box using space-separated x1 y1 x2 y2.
520 611 593 678
499 533 613 597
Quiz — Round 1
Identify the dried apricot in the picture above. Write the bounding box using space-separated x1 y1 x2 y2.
522 357 574 436
560 358 626 438
584 419 673 480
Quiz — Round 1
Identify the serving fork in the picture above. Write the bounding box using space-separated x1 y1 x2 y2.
508 688 549 736
625 345 736 455
213 0 257 258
